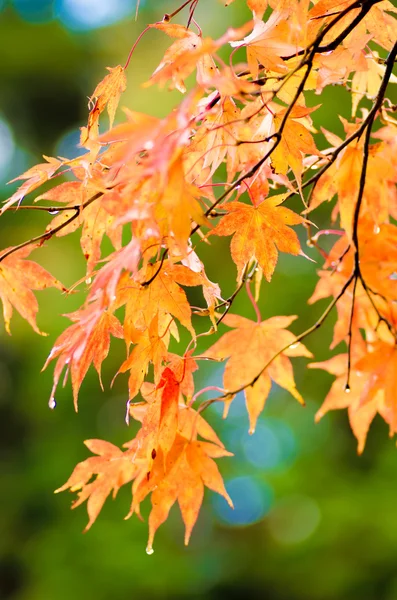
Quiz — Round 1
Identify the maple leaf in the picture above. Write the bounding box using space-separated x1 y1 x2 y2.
55 439 138 531
80 202 123 274
154 153 209 252
0 245 65 335
44 304 123 409
203 313 311 433
351 52 397 117
270 105 321 187
42 186 125 274
117 261 213 340
311 339 397 453
89 238 141 307
166 351 198 401
247 0 268 18
187 96 240 184
130 435 233 551
83 65 127 144
117 315 169 401
146 24 204 93
231 12 303 78
2 156 62 213
210 196 304 281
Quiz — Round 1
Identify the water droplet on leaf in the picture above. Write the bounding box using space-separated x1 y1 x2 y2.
48 209 59 215
85 277 92 285
49 397 57 409
146 545 154 555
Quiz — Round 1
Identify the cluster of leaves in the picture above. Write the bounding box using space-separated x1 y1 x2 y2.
1 0 397 552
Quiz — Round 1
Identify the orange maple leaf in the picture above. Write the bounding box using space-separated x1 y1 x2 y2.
44 304 123 409
270 105 321 187
211 195 304 281
2 156 62 213
55 439 138 531
203 313 311 433
130 435 233 551
145 24 204 93
117 261 211 339
311 339 397 453
0 245 65 335
83 65 127 144
117 315 170 401
231 11 303 78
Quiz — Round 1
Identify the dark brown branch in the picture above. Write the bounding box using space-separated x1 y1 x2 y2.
141 249 169 287
0 192 102 263
345 276 358 392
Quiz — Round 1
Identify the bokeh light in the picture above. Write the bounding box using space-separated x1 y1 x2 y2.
0 117 16 183
12 0 53 23
268 494 321 545
212 476 273 526
242 422 283 470
55 128 86 159
55 0 137 31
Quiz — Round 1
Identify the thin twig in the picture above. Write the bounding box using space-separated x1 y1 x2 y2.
0 192 102 263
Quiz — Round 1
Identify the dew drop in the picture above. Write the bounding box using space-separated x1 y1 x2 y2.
48 209 59 215
49 397 57 409
85 277 92 285
289 343 299 349
345 384 351 394
374 225 380 234
146 545 154 556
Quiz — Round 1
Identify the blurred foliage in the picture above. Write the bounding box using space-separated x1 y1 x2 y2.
1 1 397 599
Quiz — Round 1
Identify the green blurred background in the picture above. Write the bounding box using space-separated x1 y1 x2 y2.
1 1 397 599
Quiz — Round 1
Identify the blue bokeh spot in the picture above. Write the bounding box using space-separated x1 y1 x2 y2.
13 0 54 23
55 0 137 31
212 476 273 526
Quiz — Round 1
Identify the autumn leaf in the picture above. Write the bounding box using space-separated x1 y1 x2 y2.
118 261 209 340
311 340 397 453
132 436 233 552
351 52 397 116
89 238 141 306
210 196 304 281
2 156 62 214
117 315 169 401
247 0 268 18
187 96 240 184
44 304 123 409
146 24 204 93
204 313 311 433
231 11 303 78
0 245 65 335
55 438 140 531
270 105 321 187
83 65 127 144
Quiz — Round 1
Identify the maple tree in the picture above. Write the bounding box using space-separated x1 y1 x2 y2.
1 0 397 553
